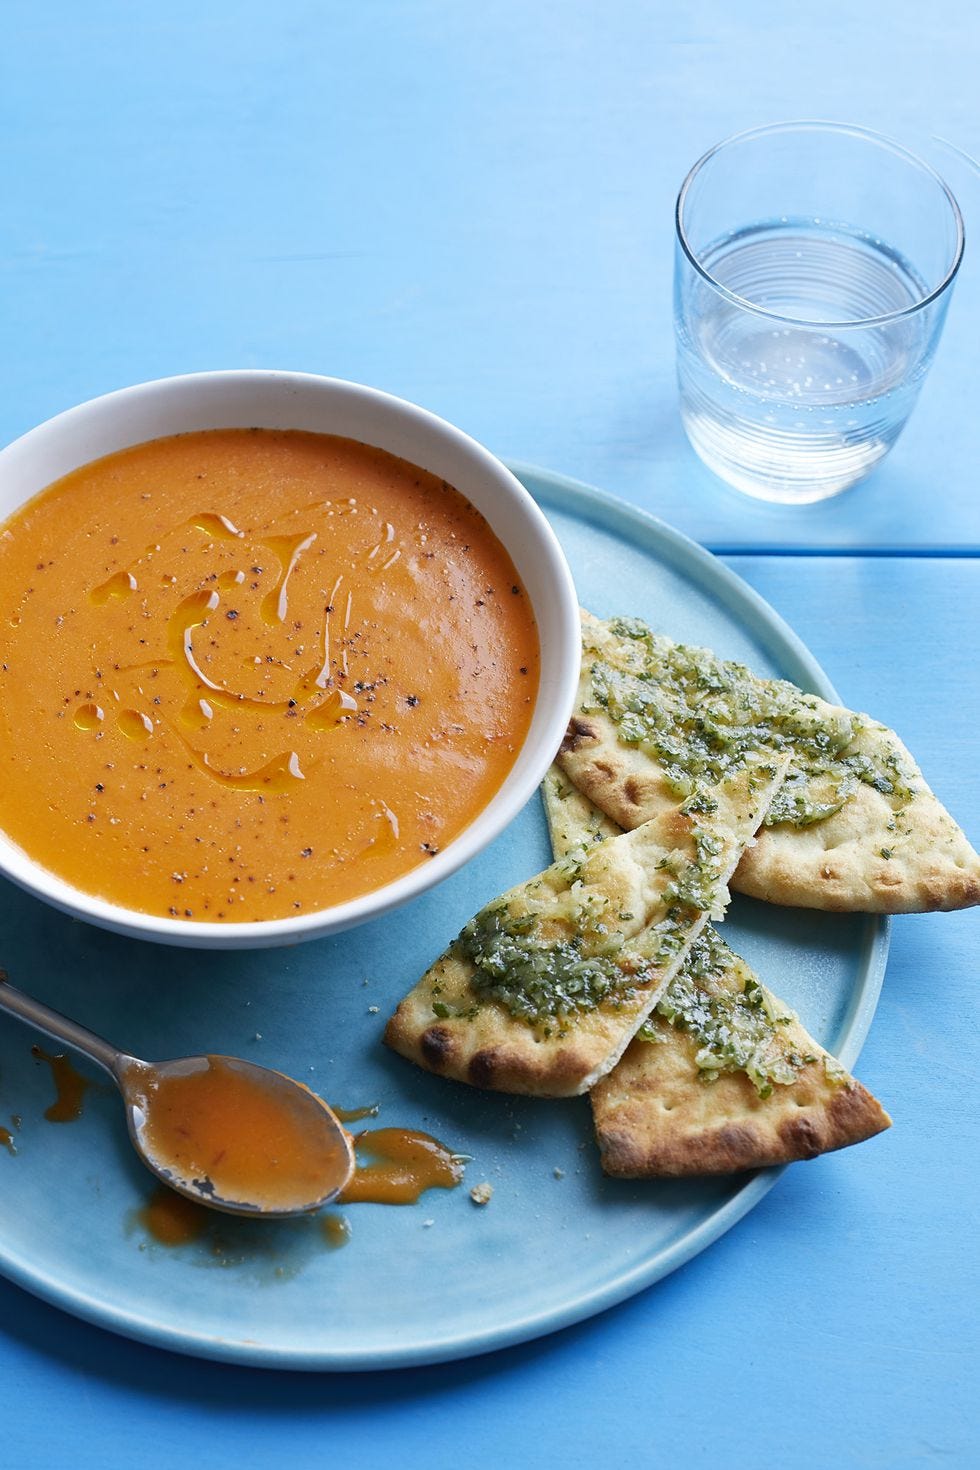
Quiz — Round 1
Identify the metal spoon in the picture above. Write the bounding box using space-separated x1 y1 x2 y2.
0 976 355 1217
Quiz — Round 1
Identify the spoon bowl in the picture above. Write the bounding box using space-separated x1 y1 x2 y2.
0 975 355 1217
120 1054 356 1217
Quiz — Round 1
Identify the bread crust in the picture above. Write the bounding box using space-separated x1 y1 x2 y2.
592 1022 890 1177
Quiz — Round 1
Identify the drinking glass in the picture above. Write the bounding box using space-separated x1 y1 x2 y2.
674 122 964 503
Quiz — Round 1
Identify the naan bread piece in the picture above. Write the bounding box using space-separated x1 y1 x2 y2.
591 942 891 1177
558 611 980 913
541 766 622 851
543 769 891 1175
384 754 789 1098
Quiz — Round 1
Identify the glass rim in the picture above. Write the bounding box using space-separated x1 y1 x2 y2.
675 120 965 330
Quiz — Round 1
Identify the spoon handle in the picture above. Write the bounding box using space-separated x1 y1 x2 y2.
0 975 125 1079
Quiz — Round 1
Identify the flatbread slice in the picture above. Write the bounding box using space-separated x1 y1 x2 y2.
384 752 789 1097
557 610 980 913
591 951 892 1177
543 769 891 1174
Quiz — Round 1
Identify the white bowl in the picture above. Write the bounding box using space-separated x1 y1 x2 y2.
0 370 579 948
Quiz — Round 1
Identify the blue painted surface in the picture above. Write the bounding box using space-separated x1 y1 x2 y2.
1 3 979 1467
2 0 980 551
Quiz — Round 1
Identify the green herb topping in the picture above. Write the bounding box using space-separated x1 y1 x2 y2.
652 930 814 1097
586 618 915 829
452 901 636 1025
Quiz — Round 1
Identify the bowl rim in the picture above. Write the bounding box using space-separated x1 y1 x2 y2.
0 369 580 948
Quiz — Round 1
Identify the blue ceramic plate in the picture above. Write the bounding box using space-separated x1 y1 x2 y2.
0 466 888 1370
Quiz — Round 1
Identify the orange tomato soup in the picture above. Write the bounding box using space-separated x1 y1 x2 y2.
0 430 540 921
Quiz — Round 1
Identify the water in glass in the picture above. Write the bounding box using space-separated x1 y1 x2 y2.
676 219 933 502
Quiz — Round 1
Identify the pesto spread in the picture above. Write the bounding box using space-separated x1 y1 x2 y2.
440 789 733 1029
648 929 815 1097
586 617 915 828
450 900 636 1025
658 792 728 911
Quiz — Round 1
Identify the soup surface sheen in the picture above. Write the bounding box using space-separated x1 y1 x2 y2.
0 430 540 921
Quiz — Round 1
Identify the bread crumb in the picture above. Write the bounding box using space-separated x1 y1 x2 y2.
553 1167 565 1179
469 1182 493 1206
367 1005 379 1014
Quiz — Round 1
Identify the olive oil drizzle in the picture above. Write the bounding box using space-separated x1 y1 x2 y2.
89 526 361 792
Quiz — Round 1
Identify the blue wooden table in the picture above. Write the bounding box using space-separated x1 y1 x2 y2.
1 4 978 1466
